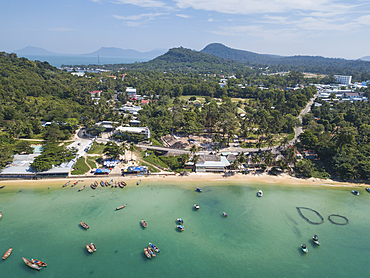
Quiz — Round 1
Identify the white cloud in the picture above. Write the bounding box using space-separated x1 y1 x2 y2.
207 18 214 22
112 0 166 8
176 14 191 18
114 13 166 21
356 14 370 25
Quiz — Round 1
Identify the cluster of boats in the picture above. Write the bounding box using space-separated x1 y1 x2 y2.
90 180 127 189
176 218 185 231
144 243 160 259
86 242 97 253
301 235 321 254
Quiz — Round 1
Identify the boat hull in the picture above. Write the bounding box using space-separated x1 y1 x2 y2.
2 247 12 260
22 257 41 270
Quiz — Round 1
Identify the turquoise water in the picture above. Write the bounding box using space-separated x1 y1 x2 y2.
0 180 369 277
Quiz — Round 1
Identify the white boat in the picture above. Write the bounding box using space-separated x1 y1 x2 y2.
257 190 263 197
301 244 308 253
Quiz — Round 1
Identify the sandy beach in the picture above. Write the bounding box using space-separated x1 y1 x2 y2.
0 172 367 190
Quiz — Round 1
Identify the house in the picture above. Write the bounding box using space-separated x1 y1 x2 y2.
140 100 149 105
89 90 102 98
195 155 230 172
115 126 150 139
304 150 315 160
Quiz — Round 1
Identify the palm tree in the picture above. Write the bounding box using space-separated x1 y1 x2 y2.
263 151 274 166
251 153 261 167
237 152 246 167
129 142 135 161
192 154 200 172
189 145 198 157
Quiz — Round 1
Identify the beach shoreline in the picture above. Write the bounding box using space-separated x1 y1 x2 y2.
0 172 367 190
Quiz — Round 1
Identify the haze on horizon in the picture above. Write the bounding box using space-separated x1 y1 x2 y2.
1 0 370 60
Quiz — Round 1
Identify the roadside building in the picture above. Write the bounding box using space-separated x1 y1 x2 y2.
195 155 230 172
334 75 352 85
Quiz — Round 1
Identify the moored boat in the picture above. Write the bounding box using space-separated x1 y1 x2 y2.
149 242 160 253
94 181 98 186
86 244 93 253
0 212 2 220
301 244 308 253
177 218 184 224
116 204 127 210
257 190 263 197
118 182 124 188
31 259 47 267
90 183 97 189
312 235 320 246
105 181 109 187
100 181 105 187
196 187 202 192
108 179 113 186
122 181 127 186
71 181 79 187
148 246 156 257
0 185 5 189
22 257 41 270
194 204 200 210
177 225 185 231
137 179 141 185
352 190 359 195
2 247 12 260
366 187 370 193
223 212 228 217
141 219 147 228
78 185 86 191
144 247 151 259
80 221 89 229
62 181 70 187
90 242 97 252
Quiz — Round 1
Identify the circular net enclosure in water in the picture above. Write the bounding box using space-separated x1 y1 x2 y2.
328 214 349 225
296 207 324 225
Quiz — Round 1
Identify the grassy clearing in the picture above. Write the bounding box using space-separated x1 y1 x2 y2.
139 161 160 173
150 138 163 147
142 153 168 168
88 142 105 154
71 157 90 175
86 157 97 169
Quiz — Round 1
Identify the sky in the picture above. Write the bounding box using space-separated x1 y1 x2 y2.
1 0 370 59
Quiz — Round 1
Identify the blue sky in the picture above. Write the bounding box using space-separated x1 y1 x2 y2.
1 0 370 59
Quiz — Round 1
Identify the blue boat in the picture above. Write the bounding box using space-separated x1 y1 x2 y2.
177 225 185 231
149 242 160 253
177 218 184 224
352 190 359 195
196 187 202 192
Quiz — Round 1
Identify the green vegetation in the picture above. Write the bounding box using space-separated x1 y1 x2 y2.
86 157 97 169
142 153 168 169
87 142 105 154
138 161 160 173
71 157 89 175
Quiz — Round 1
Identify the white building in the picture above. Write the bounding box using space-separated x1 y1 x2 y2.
334 75 352 85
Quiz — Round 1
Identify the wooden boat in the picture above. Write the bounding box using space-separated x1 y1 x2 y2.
137 179 141 185
71 181 79 187
148 246 156 257
100 181 105 187
352 190 359 195
122 181 127 186
194 204 200 210
144 247 151 259
90 242 97 252
257 190 263 197
62 181 70 187
0 185 5 189
312 235 320 246
118 182 124 188
94 181 98 186
31 259 47 267
105 181 109 187
90 183 97 189
22 257 41 270
80 221 89 229
141 219 147 228
177 218 184 224
177 225 185 231
2 247 12 260
301 244 308 253
0 212 2 220
223 212 228 217
366 187 370 193
196 187 202 192
149 242 160 253
78 185 86 191
86 244 94 253
108 179 113 186
114 182 118 188
116 204 127 210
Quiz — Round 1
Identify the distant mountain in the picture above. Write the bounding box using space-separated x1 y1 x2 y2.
360 56 370 61
13 46 59 56
201 43 370 74
99 47 246 73
83 47 166 58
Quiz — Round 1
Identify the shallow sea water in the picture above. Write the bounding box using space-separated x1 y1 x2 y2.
0 179 369 277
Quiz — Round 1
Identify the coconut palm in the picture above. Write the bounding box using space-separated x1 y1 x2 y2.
129 142 135 161
192 154 200 172
190 145 198 156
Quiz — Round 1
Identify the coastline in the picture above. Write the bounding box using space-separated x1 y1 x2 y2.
0 172 366 190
